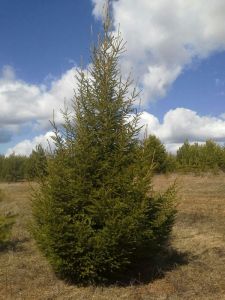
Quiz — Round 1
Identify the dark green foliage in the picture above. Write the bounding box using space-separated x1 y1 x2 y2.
0 146 48 182
25 144 48 180
203 140 225 172
0 189 14 247
0 154 27 182
141 135 171 173
31 22 176 283
166 153 178 173
177 140 225 173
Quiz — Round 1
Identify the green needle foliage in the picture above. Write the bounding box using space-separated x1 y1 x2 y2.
0 189 14 248
26 144 48 180
141 135 170 173
177 140 225 173
31 20 176 284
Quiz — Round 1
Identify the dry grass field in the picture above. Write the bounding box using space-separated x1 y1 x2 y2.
0 173 225 299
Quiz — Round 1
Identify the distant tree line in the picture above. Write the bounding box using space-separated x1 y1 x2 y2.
176 140 225 173
140 135 225 173
142 136 225 174
0 144 48 182
0 137 225 182
0 189 14 248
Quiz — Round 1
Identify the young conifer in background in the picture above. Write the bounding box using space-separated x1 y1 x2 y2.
141 134 169 173
31 16 176 283
26 144 48 180
0 189 14 247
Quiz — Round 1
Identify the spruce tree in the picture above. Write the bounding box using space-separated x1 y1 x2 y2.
141 135 169 173
26 144 48 180
32 19 176 283
0 189 14 248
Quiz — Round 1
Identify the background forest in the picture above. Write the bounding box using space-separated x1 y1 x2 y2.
0 137 225 183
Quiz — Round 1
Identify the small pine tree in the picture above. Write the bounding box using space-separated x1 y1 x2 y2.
32 19 176 283
141 135 169 173
1 154 27 182
0 189 14 248
203 140 223 172
177 139 225 173
177 140 193 172
26 144 48 180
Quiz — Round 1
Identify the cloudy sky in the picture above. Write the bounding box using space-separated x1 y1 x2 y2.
1 0 225 155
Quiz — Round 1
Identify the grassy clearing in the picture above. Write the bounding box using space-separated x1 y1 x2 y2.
0 174 225 299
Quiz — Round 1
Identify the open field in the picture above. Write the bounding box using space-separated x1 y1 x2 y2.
0 174 225 299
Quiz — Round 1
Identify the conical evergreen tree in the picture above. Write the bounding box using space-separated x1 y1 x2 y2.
141 135 169 173
26 144 48 180
0 189 14 247
32 19 176 283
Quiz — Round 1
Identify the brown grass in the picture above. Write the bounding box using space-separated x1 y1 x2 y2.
0 174 225 299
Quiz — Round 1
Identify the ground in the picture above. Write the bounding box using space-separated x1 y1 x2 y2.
0 174 225 299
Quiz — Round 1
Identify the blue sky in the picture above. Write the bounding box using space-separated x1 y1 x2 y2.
151 52 225 119
0 0 100 82
0 0 225 155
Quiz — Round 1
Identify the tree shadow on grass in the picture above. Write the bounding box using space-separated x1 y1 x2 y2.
0 237 29 253
106 247 190 286
61 247 190 287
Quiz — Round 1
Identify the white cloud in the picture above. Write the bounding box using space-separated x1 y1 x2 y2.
164 143 183 154
92 0 225 103
92 0 108 19
6 131 54 157
138 108 225 152
220 113 225 119
0 65 77 143
9 107 225 155
2 65 16 81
